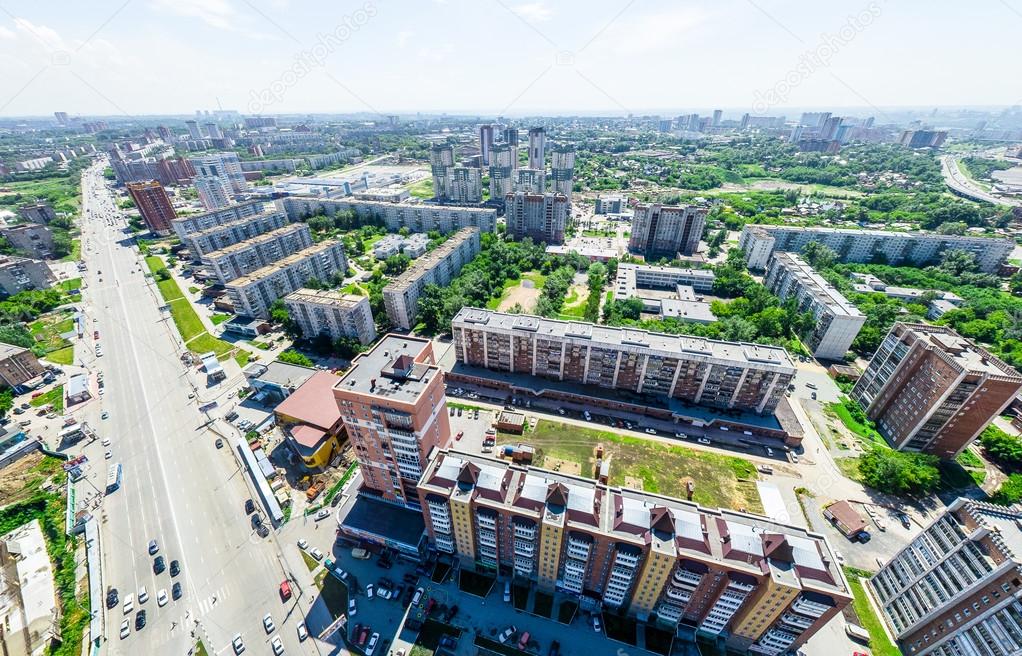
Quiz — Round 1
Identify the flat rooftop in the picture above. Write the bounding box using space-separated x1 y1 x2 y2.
339 493 425 550
284 288 365 309
905 323 1022 379
226 241 342 288
335 334 439 404
204 223 307 258
453 308 795 373
772 252 863 318
384 227 478 293
186 208 285 240
748 223 1013 244
249 360 316 387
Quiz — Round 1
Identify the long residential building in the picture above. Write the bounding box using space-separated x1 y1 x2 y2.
171 200 265 241
334 335 451 506
871 498 1022 656
504 192 568 245
0 255 54 295
739 224 1013 273
764 253 865 360
276 196 496 234
202 223 313 284
419 448 851 655
225 241 347 319
451 308 795 415
851 323 1022 458
283 288 376 345
383 227 481 330
629 204 707 259
180 209 290 260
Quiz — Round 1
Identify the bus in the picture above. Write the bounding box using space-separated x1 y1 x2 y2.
105 463 123 493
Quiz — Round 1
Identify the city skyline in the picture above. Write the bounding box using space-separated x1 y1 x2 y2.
1 0 1022 117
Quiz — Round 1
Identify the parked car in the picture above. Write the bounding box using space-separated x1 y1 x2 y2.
297 623 308 641
170 560 180 577
263 613 275 634
366 583 374 599
349 598 357 616
315 508 330 521
148 539 159 555
232 634 245 654
498 626 517 644
106 588 118 608
153 556 165 574
592 614 603 633
271 635 283 655
503 581 511 603
366 633 380 656
172 582 182 600
310 547 324 561
119 618 130 639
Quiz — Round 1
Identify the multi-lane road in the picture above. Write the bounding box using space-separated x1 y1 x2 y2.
940 154 1021 207
76 161 315 655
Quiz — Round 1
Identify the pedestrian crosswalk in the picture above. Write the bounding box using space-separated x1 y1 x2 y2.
195 582 233 615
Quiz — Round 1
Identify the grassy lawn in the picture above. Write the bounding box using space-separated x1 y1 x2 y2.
234 350 252 367
158 278 185 301
168 298 205 341
827 399 885 446
301 550 320 571
59 239 81 262
211 312 232 325
508 420 762 513
408 177 434 199
835 457 863 482
458 569 495 597
145 255 166 273
29 311 75 352
194 641 210 656
250 340 272 350
184 332 234 356
845 569 901 656
43 345 74 365
58 277 82 292
30 385 64 412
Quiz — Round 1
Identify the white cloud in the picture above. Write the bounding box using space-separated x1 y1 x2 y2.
12 18 69 52
151 0 237 31
595 6 705 55
396 30 413 48
0 25 15 40
513 2 552 23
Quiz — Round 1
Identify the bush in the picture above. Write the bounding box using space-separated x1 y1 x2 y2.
278 349 313 367
858 447 940 496
979 425 1022 469
992 473 1022 505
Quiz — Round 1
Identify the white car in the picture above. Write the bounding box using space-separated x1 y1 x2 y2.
365 583 374 599
366 632 380 656
157 589 168 607
645 428 657 435
271 635 284 655
102 437 111 447
315 508 330 521
232 634 245 654
138 587 148 604
119 619 130 639
310 547 324 561
348 598 357 616
105 450 113 459
122 594 134 614
263 613 275 634
296 623 308 641
297 539 308 550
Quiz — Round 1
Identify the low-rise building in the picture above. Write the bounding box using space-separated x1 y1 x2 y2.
0 256 54 295
764 253 865 360
383 227 480 330
419 449 851 654
1 225 54 259
595 195 627 215
613 263 717 321
17 202 56 225
283 288 376 345
225 241 348 319
201 223 313 284
244 360 315 404
274 370 345 469
0 344 45 389
0 519 60 656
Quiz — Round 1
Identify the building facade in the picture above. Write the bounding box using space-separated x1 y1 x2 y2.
277 197 496 234
180 209 290 260
126 180 177 235
334 335 452 506
504 192 568 245
452 308 795 415
550 143 575 201
193 174 233 210
489 144 515 202
871 498 1022 656
0 256 55 295
187 152 247 193
0 344 45 388
171 200 265 241
479 124 494 166
512 168 546 194
17 202 56 225
283 288 377 345
852 323 1022 458
383 227 481 330
629 204 707 259
764 253 865 360
447 166 483 203
201 223 314 284
419 449 851 654
225 241 348 318
527 127 545 170
739 225 1013 273
430 143 455 199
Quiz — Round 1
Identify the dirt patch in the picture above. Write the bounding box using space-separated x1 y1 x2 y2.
0 451 62 506
624 476 644 490
539 456 580 476
497 281 541 313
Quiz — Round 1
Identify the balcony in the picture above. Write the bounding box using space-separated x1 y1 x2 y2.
665 587 692 603
559 578 583 594
567 534 592 552
435 535 455 554
779 613 813 632
791 597 830 619
477 532 497 549
479 545 498 559
476 513 497 529
431 518 452 533
727 580 755 593
563 559 586 578
514 541 535 557
513 523 537 540
614 550 641 568
673 569 703 587
657 602 684 623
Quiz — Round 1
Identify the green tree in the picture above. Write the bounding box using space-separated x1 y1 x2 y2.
277 349 313 367
858 447 940 496
992 474 1022 505
383 254 411 275
0 389 12 417
980 425 1022 468
936 221 968 235
801 241 837 270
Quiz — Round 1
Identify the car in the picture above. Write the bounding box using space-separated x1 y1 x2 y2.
135 609 146 630
296 623 308 641
440 635 458 649
106 588 118 608
102 437 111 446
188 392 196 399
790 453 799 464
349 597 357 615
172 582 182 600
232 634 245 654
592 614 603 633
811 391 817 400
310 547 324 561
645 428 657 435
119 618 130 639
170 560 180 576
366 632 380 656
675 432 688 439
215 438 224 448
244 498 255 514
315 508 330 521
122 594 134 614
148 539 159 555
473 409 479 419
518 632 531 650
900 514 911 529
104 450 113 459
697 437 711 445
297 538 308 550
358 626 370 646
412 587 424 606
270 635 284 655
366 583 374 599
766 447 774 457
352 547 371 559
449 406 454 416
263 613 275 634
834 550 845 564
13 407 23 414
456 407 462 416
498 626 517 644
455 430 463 441
504 581 511 603
153 556 165 574
157 588 168 606
806 382 817 390
279 580 292 601
138 586 148 604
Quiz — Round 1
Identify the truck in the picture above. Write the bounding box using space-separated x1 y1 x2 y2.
306 480 325 501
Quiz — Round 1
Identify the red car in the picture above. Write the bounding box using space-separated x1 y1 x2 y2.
358 627 370 646
94 330 99 340
279 580 292 601
455 431 463 441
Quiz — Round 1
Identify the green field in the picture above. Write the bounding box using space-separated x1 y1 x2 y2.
29 385 64 413
59 239 82 262
146 255 237 357
0 176 81 214
407 177 434 199
845 570 901 656
29 312 75 352
827 399 886 446
503 420 763 513
43 346 74 365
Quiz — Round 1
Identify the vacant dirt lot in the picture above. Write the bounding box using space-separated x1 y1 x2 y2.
0 451 62 506
497 279 541 313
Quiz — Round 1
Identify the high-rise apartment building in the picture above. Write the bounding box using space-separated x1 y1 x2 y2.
205 122 223 139
871 498 1022 656
628 204 707 259
527 127 545 170
851 323 1022 458
502 127 519 148
188 152 247 194
452 308 795 414
334 335 452 506
899 130 948 149
283 288 376 345
550 143 575 201
201 223 314 285
171 200 265 240
53 111 69 126
504 192 568 245
512 168 546 194
478 124 494 166
446 166 482 203
193 175 234 210
419 449 850 654
738 225 1013 273
764 253 865 360
488 144 515 201
382 227 481 330
178 208 287 260
712 109 723 126
185 120 202 140
429 144 455 200
126 180 177 235
225 241 348 318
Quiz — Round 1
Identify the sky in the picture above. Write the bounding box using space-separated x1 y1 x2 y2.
1 0 1021 118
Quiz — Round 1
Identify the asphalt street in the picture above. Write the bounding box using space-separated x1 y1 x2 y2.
75 161 317 656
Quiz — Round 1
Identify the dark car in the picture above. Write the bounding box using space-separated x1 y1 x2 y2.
439 635 458 649
170 560 180 577
245 499 255 514
225 411 239 422
445 604 459 622
549 641 561 656
172 582 182 600
256 524 269 538
215 438 224 449
135 610 146 630
106 588 118 609
153 556 166 574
